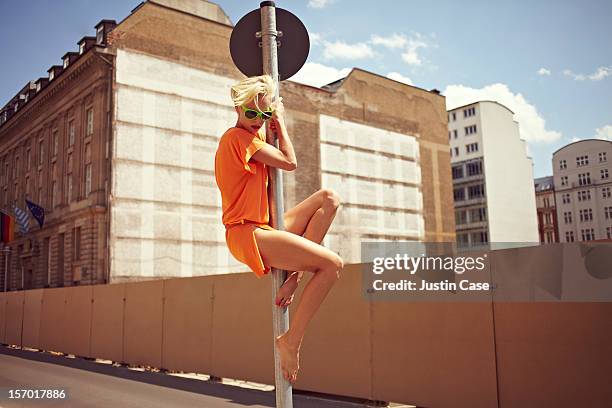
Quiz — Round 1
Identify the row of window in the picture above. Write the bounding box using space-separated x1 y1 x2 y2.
455 207 487 225
454 184 485 201
563 207 612 224
447 124 478 141
451 161 483 179
561 187 611 204
447 106 477 123
565 228 612 242
456 230 488 246
0 108 94 185
558 152 608 170
449 142 480 158
560 170 609 187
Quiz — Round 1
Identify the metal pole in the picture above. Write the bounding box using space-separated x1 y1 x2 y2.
260 2 293 407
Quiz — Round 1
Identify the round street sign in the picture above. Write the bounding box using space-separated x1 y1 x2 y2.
230 6 310 81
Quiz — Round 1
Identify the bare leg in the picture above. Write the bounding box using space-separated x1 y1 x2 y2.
275 189 340 307
254 226 344 383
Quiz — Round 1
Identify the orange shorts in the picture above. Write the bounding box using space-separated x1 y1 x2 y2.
225 221 276 278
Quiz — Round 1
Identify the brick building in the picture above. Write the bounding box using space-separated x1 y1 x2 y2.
1 0 455 290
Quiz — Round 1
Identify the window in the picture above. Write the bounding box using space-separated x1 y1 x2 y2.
543 197 550 208
457 233 469 246
605 206 612 220
79 43 85 54
599 152 607 163
452 165 464 179
463 106 476 117
66 153 73 203
86 108 94 136
545 213 552 224
470 207 487 222
72 226 81 261
471 231 488 244
559 159 567 169
49 70 55 81
578 173 591 186
465 125 477 135
26 149 31 170
38 140 44 165
455 210 467 225
468 184 484 199
576 155 589 167
561 176 568 186
577 190 591 201
466 143 479 153
448 131 451 140
453 129 458 139
601 169 609 179
607 227 612 239
96 26 104 44
452 112 456 121
603 187 611 199
563 212 572 224
63 58 69 69
68 120 75 146
466 161 482 176
52 130 58 156
581 228 595 241
545 231 554 243
453 187 465 202
85 163 92 196
454 147 459 156
450 147 453 157
52 181 58 208
579 208 593 222
25 176 30 196
565 231 574 242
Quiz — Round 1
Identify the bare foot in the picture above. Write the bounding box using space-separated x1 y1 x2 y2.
275 272 299 307
275 333 300 383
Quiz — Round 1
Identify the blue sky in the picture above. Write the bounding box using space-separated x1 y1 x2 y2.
1 0 610 178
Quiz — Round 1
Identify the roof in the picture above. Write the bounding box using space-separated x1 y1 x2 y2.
447 100 515 115
552 138 612 156
534 176 554 192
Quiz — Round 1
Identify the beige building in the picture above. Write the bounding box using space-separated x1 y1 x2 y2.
552 139 612 242
1 0 455 290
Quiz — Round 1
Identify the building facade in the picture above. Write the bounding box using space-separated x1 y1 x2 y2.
1 0 455 290
534 176 559 243
552 139 612 242
448 101 539 247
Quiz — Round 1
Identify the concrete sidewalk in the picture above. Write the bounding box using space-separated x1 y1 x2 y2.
0 345 394 407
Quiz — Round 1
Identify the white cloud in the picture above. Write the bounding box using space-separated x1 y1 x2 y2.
386 72 413 85
309 32 322 46
322 40 376 60
444 83 562 144
370 33 407 49
595 125 612 141
537 68 551 76
563 66 612 81
308 0 331 9
289 62 351 88
401 35 428 66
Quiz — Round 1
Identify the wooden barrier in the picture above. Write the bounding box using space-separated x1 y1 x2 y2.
1 242 611 407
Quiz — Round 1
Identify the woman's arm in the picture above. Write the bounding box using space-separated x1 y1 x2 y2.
251 98 297 171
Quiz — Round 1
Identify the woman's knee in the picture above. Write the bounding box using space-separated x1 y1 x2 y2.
321 188 341 211
318 252 344 280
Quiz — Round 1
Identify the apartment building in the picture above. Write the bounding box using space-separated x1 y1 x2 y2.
1 0 455 290
552 139 612 242
534 176 559 243
448 101 539 247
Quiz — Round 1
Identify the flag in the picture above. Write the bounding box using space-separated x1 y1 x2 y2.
0 211 15 243
25 198 45 229
13 204 30 234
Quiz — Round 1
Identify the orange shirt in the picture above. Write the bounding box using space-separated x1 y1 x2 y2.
214 127 270 227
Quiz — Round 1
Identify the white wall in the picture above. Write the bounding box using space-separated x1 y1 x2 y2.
479 102 539 243
111 49 245 279
319 115 424 263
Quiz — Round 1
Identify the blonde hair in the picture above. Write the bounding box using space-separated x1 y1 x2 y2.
230 75 276 109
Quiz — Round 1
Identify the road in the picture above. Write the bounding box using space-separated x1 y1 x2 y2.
0 346 375 408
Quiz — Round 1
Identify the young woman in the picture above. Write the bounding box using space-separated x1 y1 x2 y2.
214 75 344 384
